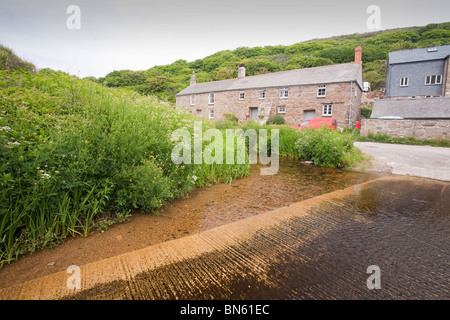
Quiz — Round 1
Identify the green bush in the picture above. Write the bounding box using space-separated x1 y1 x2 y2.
361 106 373 118
223 113 239 122
0 68 250 266
295 128 360 168
266 115 285 125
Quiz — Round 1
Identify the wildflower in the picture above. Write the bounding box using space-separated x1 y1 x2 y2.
0 126 12 132
41 173 51 179
192 175 198 181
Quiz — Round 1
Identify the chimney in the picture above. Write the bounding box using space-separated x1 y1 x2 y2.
354 45 362 64
238 63 246 79
190 71 196 85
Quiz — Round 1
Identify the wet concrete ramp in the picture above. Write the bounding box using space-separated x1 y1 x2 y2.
1 176 449 300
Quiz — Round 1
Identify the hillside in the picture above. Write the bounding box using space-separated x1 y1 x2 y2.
97 22 450 103
0 45 35 73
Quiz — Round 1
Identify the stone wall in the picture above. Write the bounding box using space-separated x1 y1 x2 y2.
361 119 450 140
176 81 362 127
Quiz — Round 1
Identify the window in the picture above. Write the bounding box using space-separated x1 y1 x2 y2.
322 104 333 116
317 85 326 97
209 109 214 119
400 77 409 87
280 88 289 99
425 74 442 85
239 91 245 100
190 95 195 105
196 109 202 116
278 106 286 114
209 93 215 104
259 89 266 99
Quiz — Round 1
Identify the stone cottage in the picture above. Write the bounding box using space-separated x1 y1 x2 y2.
176 46 364 127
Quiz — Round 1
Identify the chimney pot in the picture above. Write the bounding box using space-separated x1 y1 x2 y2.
190 71 196 85
238 63 246 79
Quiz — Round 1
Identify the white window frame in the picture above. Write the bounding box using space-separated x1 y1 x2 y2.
190 95 195 106
209 92 215 104
425 74 442 85
209 109 214 119
239 90 245 100
317 85 326 97
322 104 333 117
259 89 266 100
400 77 409 87
196 109 202 116
278 106 286 114
280 88 289 99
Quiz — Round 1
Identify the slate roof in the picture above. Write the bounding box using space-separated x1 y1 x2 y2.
371 97 450 119
176 62 363 96
388 44 450 65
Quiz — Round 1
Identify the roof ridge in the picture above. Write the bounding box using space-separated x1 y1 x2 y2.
192 62 357 86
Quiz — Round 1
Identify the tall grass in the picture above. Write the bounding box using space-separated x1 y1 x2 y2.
0 69 249 266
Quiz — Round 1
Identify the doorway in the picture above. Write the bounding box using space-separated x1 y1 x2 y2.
250 107 258 120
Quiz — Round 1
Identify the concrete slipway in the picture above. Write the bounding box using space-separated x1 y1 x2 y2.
0 176 449 300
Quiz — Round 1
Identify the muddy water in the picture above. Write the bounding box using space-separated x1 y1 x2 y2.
196 159 385 230
0 158 384 289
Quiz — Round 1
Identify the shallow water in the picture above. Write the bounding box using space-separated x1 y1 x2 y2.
0 158 385 289
63 176 450 300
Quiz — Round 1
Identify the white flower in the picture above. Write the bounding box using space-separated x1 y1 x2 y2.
41 173 51 179
0 126 12 132
192 175 197 181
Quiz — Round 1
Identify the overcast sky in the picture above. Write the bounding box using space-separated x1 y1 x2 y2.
1 0 449 78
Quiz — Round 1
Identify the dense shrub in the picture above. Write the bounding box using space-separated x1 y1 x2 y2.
223 113 239 122
266 115 285 125
361 106 373 118
295 128 360 168
0 68 250 265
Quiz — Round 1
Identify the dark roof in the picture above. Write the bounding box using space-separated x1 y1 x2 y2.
371 97 450 119
388 44 450 64
177 63 363 96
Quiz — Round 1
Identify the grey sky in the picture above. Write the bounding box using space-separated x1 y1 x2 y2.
0 0 449 78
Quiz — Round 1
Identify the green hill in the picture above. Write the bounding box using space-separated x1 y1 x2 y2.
0 45 35 73
97 22 450 102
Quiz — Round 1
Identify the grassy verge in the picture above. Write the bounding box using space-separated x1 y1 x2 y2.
354 131 450 148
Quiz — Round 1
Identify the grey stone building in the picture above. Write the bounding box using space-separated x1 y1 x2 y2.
176 46 364 127
362 44 450 140
386 44 450 98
